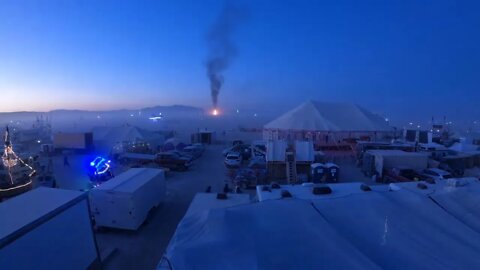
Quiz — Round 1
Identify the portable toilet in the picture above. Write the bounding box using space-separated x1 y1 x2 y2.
310 163 326 183
325 163 340 182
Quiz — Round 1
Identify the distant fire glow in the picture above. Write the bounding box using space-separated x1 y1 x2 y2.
212 109 219 116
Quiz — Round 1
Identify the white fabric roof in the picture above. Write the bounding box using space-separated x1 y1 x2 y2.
163 199 380 270
312 190 480 269
264 100 392 132
430 184 480 233
392 178 480 234
163 182 480 269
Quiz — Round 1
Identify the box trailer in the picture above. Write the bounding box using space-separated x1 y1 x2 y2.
0 188 100 270
89 168 166 230
53 132 94 151
363 150 428 177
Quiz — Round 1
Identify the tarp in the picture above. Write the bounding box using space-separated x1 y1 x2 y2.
163 199 380 270
312 190 480 270
264 101 392 132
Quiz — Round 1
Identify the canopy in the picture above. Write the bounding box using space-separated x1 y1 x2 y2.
264 100 392 132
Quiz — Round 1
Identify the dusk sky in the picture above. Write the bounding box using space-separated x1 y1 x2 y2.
0 0 479 123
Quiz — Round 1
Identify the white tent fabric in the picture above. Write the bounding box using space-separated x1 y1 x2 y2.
430 184 480 233
312 190 480 270
449 142 480 152
162 199 380 270
264 101 392 132
393 179 480 234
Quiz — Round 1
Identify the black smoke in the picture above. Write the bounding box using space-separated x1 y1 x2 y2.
206 2 248 108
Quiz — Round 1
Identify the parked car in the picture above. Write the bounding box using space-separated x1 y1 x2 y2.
224 152 243 168
421 168 453 181
223 144 251 160
170 150 194 162
232 140 244 146
182 146 202 159
156 152 191 171
191 143 205 153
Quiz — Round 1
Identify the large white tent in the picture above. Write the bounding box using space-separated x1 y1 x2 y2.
263 101 394 144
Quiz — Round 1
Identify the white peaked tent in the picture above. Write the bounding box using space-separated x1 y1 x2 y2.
263 101 394 143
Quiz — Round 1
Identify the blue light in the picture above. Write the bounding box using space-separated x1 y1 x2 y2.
90 156 111 176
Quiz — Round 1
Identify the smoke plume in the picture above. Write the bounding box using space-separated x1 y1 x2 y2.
206 2 248 108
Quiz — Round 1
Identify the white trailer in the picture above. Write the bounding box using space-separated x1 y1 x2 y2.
89 168 166 230
0 187 100 270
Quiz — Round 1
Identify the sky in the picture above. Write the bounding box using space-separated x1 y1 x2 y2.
0 0 479 125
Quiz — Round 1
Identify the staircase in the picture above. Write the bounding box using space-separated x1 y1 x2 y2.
285 151 297 184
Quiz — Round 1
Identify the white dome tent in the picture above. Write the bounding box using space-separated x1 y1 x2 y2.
263 101 394 145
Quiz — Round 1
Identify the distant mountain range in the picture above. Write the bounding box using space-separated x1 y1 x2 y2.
0 105 205 123
0 105 204 115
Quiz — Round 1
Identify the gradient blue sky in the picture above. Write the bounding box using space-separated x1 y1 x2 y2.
0 0 479 123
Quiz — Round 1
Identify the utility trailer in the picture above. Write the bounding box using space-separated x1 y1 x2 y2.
89 168 166 230
0 187 100 270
